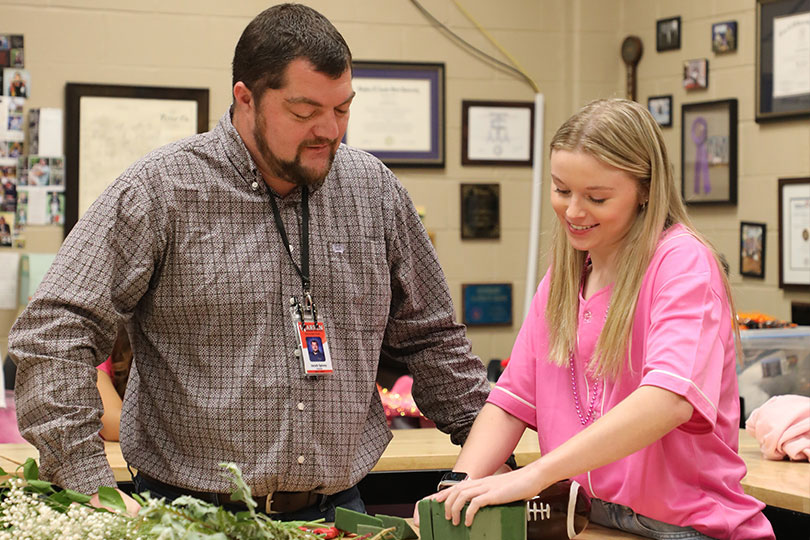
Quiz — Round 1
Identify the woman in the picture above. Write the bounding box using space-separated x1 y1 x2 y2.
434 99 773 539
96 326 133 441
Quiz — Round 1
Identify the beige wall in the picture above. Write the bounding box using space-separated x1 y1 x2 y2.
0 0 806 366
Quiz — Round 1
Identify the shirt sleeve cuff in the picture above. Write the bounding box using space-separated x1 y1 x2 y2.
43 450 118 494
641 369 717 431
487 385 537 430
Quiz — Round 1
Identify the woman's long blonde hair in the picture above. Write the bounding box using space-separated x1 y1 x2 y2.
545 98 737 378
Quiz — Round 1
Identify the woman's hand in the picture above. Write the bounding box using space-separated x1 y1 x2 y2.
435 466 547 527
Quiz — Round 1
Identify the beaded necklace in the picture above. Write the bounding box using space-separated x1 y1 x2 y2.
570 259 608 425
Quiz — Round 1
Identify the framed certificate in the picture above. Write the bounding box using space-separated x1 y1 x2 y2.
345 61 445 168
778 178 810 289
64 83 209 236
461 100 534 166
756 0 810 122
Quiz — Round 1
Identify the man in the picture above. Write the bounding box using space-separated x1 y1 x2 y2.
308 339 325 364
9 3 489 521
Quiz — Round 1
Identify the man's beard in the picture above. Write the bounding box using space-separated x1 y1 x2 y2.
253 111 337 188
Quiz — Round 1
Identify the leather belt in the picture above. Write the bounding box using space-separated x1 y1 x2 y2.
138 472 323 514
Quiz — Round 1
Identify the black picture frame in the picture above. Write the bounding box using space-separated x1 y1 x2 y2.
64 83 209 237
461 100 534 166
681 99 738 205
683 58 709 91
756 0 810 122
462 283 513 327
777 177 810 289
712 21 738 53
460 183 500 239
740 221 766 278
647 95 673 127
345 61 445 168
656 16 681 51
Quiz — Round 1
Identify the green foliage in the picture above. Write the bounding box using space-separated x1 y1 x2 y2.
0 460 331 539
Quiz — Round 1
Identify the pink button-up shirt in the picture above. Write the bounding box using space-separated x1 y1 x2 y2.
489 225 774 539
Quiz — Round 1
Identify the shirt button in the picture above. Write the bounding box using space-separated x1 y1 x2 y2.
251 181 259 190
297 455 305 464
583 310 592 322
297 402 305 411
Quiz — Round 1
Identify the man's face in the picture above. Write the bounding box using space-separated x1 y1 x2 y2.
311 341 319 353
250 59 354 188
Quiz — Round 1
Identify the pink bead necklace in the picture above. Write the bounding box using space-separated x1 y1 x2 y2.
571 257 608 425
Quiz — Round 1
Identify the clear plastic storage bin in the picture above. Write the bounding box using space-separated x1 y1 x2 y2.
737 326 810 417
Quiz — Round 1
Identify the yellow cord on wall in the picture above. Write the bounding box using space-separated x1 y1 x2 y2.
451 0 539 93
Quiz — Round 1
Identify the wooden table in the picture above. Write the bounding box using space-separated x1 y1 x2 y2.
371 427 541 471
2 429 808 515
738 429 810 513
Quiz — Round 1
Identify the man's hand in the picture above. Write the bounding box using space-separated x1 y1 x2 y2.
89 488 141 516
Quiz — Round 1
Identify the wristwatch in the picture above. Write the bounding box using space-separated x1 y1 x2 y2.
437 471 469 491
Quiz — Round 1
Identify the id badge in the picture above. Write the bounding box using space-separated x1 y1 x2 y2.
295 319 333 375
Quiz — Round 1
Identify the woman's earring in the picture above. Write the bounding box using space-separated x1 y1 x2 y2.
640 200 648 211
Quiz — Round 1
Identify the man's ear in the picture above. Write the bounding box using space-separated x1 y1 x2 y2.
233 82 254 111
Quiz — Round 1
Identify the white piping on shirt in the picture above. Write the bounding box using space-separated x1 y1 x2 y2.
646 368 717 413
491 386 536 410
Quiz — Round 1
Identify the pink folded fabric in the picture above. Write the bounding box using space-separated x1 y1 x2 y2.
745 394 810 461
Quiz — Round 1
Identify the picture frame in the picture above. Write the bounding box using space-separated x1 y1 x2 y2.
777 177 810 289
461 283 513 327
647 95 673 127
740 221 766 278
656 16 681 51
461 100 534 166
756 0 810 122
712 21 738 53
683 59 709 90
460 183 500 239
64 83 209 237
680 99 738 205
345 61 445 167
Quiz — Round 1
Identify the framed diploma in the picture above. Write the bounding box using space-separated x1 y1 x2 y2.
64 83 209 236
460 183 500 239
461 100 534 166
756 0 810 122
462 283 513 327
778 178 810 289
345 61 444 168
680 99 737 205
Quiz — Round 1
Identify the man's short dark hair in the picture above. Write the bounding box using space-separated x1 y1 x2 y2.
232 3 352 99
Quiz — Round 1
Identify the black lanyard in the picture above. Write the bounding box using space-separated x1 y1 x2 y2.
268 186 310 294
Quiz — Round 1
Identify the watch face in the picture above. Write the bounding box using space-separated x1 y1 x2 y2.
442 472 468 483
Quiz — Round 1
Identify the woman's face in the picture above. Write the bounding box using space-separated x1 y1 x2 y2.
550 150 643 263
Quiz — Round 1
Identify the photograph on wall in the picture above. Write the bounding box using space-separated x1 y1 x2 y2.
740 221 766 278
25 155 64 186
0 210 14 247
712 21 738 53
2 68 29 98
46 192 65 225
647 95 673 127
1 162 18 212
681 99 738 205
683 59 709 90
656 16 681 51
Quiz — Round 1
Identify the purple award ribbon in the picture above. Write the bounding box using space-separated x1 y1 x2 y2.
691 117 710 194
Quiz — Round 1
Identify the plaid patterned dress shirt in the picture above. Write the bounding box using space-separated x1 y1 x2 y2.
9 111 489 495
